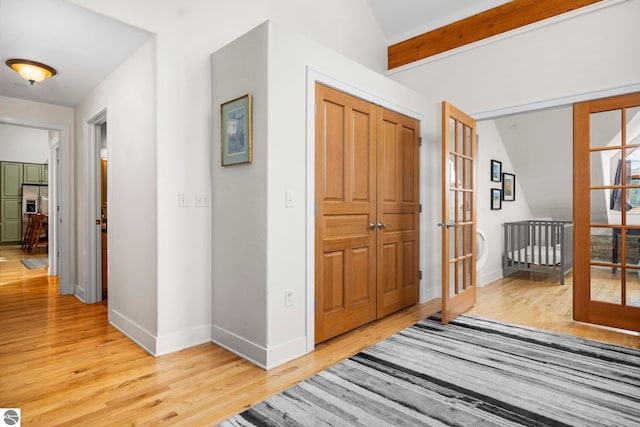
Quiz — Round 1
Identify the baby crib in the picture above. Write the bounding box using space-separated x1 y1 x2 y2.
503 220 574 285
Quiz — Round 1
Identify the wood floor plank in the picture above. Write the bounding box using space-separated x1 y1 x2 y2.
1 243 637 426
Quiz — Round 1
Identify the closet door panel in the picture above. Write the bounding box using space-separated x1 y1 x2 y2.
377 107 420 318
315 84 377 343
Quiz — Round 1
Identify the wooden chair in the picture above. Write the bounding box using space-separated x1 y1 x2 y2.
22 214 35 251
27 214 48 255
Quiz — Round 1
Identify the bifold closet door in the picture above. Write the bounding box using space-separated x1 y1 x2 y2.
315 83 420 343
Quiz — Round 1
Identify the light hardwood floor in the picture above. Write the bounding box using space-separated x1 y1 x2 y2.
0 244 638 426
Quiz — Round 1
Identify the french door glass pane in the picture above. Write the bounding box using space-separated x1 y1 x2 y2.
590 109 621 149
449 263 456 297
623 228 640 267
590 265 621 304
627 270 640 307
464 125 472 157
449 118 456 153
590 227 616 264
591 189 620 225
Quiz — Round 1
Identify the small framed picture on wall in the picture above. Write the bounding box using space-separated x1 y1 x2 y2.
221 93 252 166
502 172 516 201
491 159 502 182
491 188 502 210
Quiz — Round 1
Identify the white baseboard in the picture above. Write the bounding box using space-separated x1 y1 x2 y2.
155 325 211 356
265 336 308 370
109 308 157 356
478 269 503 287
74 284 86 303
211 324 268 369
210 324 309 370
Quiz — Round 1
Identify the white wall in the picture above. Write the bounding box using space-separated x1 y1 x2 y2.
67 0 390 357
74 39 158 353
210 23 269 362
390 0 640 289
389 1 640 116
0 124 49 163
210 21 430 369
476 120 533 286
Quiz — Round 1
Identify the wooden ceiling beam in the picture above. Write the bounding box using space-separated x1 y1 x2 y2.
388 0 602 70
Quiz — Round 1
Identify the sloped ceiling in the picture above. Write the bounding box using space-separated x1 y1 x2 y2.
494 107 574 220
0 0 152 107
366 0 512 45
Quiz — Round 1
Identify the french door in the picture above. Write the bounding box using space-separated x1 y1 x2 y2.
574 92 640 331
314 83 420 343
440 101 477 324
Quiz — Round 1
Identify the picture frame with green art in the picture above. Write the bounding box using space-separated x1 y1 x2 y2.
221 94 252 166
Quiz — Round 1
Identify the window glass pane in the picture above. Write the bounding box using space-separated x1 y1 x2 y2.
590 265 621 304
449 118 456 153
625 106 640 147
591 189 620 225
464 258 473 290
624 228 640 267
627 268 640 307
590 149 619 187
464 158 472 190
590 227 617 265
449 263 456 297
449 224 456 259
590 109 621 149
456 121 463 154
464 124 472 157
463 192 472 222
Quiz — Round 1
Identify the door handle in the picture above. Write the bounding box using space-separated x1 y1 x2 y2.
437 221 457 228
369 222 377 230
377 222 390 229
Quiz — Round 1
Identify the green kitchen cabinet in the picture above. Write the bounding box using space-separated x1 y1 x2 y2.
23 163 45 184
1 162 23 198
1 198 22 242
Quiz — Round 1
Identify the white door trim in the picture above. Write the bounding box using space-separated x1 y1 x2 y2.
83 109 107 304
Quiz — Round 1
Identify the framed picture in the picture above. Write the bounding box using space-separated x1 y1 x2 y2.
491 188 502 210
502 172 516 201
221 94 252 166
491 159 502 182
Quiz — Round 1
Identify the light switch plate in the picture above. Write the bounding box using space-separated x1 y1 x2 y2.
178 192 188 207
196 193 209 207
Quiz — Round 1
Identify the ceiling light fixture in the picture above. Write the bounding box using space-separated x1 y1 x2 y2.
5 59 57 85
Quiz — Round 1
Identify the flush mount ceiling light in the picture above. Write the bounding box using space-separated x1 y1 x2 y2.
5 59 57 85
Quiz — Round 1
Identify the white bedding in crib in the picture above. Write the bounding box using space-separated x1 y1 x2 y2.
507 245 563 266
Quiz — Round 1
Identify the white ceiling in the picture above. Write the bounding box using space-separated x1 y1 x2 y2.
0 0 151 107
366 0 513 45
0 0 513 108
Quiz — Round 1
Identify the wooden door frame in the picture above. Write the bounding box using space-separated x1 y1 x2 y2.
305 69 424 351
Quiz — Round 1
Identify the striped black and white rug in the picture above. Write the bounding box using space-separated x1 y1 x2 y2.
220 314 640 426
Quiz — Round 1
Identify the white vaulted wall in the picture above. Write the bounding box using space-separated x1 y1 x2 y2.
390 0 640 291
68 0 390 358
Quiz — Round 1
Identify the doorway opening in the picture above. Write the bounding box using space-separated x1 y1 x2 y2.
84 110 108 304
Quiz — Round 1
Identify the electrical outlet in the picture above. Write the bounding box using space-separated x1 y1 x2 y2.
285 289 293 307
